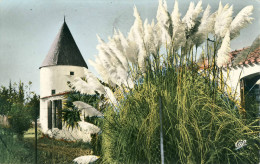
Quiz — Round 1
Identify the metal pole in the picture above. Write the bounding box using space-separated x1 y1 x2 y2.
35 108 37 164
159 96 164 164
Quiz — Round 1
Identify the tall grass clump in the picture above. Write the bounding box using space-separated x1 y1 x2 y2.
101 68 259 163
69 0 259 163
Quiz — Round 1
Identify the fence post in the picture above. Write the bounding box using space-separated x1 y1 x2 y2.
159 96 164 164
35 109 37 164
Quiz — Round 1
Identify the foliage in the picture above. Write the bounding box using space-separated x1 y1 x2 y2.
8 103 32 139
0 127 93 164
0 81 40 138
0 81 40 118
0 127 34 163
62 91 103 128
27 94 40 119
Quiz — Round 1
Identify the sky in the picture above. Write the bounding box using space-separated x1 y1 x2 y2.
0 0 259 94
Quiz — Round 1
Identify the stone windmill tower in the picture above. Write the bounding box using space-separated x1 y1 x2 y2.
39 20 88 133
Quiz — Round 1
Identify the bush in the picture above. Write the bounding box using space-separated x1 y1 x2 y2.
8 103 32 140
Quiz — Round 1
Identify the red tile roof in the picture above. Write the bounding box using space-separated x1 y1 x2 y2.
229 46 260 66
199 45 260 69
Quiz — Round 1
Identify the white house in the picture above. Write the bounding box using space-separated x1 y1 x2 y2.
39 20 88 134
223 36 260 114
199 36 260 114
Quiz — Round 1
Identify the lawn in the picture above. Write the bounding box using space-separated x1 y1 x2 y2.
1 127 93 164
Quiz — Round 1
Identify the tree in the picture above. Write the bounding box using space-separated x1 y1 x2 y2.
0 86 11 115
8 103 32 140
26 94 40 119
0 81 39 139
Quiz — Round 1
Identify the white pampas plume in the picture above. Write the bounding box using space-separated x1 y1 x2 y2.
115 64 128 86
128 6 144 44
88 57 109 84
78 121 101 134
73 101 103 117
91 53 113 83
105 33 133 88
194 0 203 18
70 69 105 95
83 69 106 94
199 5 211 32
217 1 223 15
95 35 121 87
194 5 215 46
96 35 114 67
182 2 195 30
162 0 167 10
73 155 99 164
125 41 138 64
182 0 203 32
230 5 254 39
217 31 231 67
128 6 151 73
109 31 129 70
171 0 181 22
88 58 108 83
138 45 147 73
215 3 233 38
171 0 186 49
118 30 128 49
127 77 134 89
156 0 172 45
144 19 155 53
152 21 162 50
104 86 118 106
127 6 144 64
71 77 92 94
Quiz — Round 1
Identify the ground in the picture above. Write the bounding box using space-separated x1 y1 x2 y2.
1 127 93 164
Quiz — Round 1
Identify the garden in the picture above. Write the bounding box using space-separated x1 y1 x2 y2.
1 0 260 163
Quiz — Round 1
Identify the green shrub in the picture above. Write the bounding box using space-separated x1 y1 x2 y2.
8 103 32 140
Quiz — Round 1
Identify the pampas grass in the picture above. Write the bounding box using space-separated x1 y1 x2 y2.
230 5 254 39
217 30 231 67
100 67 259 163
214 3 233 38
68 1 258 163
96 1 259 163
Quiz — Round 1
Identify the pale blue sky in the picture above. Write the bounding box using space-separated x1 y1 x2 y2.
0 0 259 94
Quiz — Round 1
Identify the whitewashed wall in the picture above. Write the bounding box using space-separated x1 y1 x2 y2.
40 96 64 133
223 63 260 99
40 65 86 133
40 65 85 98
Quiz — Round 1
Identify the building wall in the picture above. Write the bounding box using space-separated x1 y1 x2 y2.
223 63 260 99
40 96 64 133
40 65 86 133
40 65 86 98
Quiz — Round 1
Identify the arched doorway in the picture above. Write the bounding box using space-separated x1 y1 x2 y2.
240 72 260 118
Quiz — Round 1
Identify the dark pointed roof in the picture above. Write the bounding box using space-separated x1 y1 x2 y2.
40 21 88 69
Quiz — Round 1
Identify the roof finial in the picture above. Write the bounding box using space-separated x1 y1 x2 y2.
64 15 66 23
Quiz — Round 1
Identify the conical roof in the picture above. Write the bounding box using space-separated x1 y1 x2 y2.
40 21 88 69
